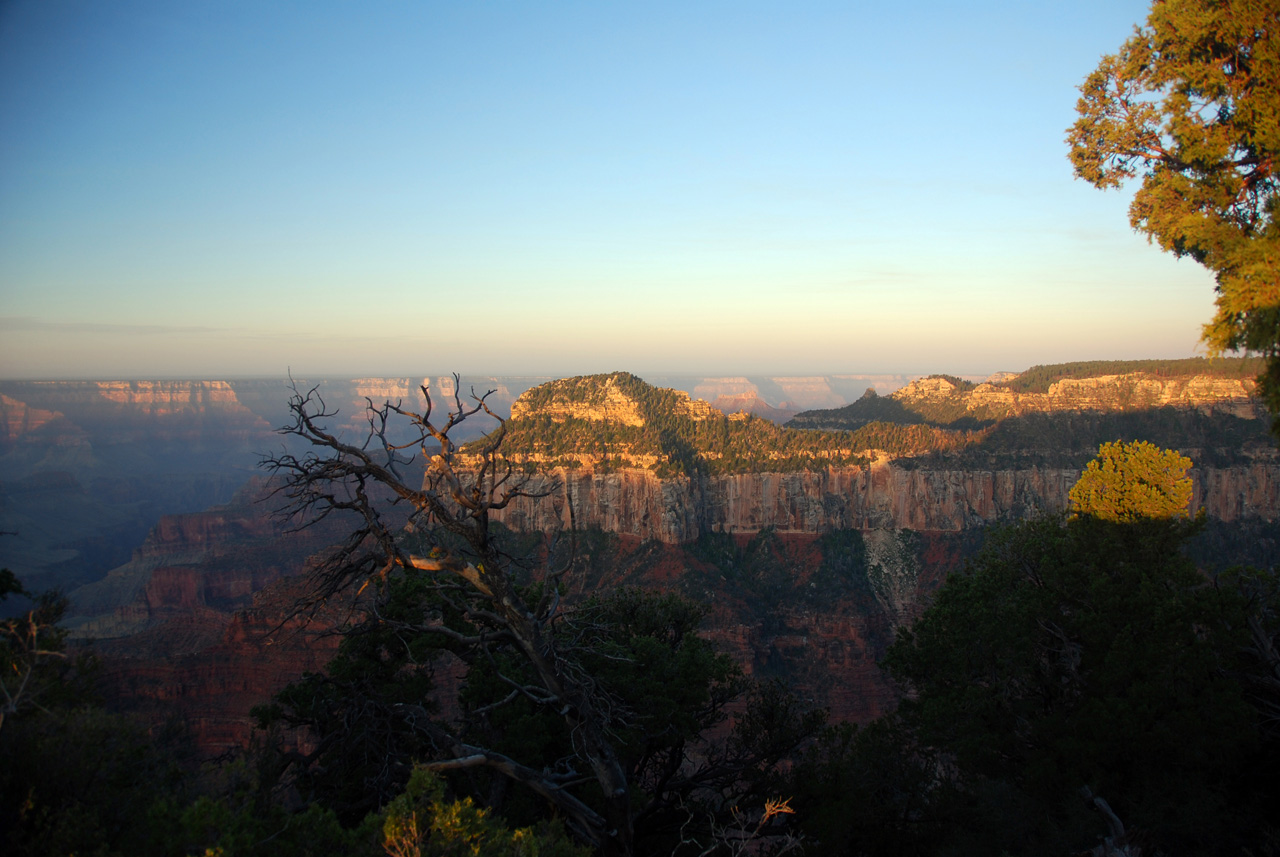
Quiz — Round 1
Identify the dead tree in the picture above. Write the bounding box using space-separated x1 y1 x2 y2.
0 570 69 734
263 378 637 856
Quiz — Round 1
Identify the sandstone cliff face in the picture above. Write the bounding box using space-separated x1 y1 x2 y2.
73 482 352 756
93 574 343 756
1038 374 1257 415
0 394 64 442
895 373 1261 419
551 529 969 724
5 380 269 427
492 462 1279 543
1196 464 1280 520
92 380 244 411
0 397 94 471
66 478 344 638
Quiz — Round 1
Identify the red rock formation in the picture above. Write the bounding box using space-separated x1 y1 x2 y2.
84 461 1280 754
72 481 359 756
0 381 273 447
551 529 969 725
0 393 64 442
68 477 341 636
92 574 343 756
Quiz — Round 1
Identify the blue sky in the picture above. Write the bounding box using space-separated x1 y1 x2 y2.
0 0 1218 379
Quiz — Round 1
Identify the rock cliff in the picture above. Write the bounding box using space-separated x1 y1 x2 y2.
789 362 1265 434
91 573 343 756
897 372 1261 419
490 461 1279 544
481 369 1279 542
68 480 354 756
66 477 348 638
0 393 65 442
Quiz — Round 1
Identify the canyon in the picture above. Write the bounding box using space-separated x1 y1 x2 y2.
2 363 1276 757
0 373 916 593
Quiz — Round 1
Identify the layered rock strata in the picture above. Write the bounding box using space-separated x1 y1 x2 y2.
491 462 1279 544
896 372 1260 419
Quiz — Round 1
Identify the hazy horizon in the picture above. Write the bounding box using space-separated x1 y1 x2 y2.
0 364 1180 384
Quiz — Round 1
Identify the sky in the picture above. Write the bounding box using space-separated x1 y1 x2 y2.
0 0 1222 379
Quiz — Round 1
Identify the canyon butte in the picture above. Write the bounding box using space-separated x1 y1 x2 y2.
1 358 1277 755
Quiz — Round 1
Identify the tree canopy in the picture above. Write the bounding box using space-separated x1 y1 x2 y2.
1067 0 1280 425
877 513 1261 854
1068 438 1195 521
808 443 1276 854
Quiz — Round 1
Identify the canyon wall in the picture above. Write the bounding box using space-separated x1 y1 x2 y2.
65 477 350 638
66 481 354 756
896 372 1261 419
491 461 1280 544
0 376 544 593
91 574 344 756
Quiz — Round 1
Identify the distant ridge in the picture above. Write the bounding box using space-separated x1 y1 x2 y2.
1001 357 1262 393
476 372 978 476
477 361 1273 478
787 357 1263 432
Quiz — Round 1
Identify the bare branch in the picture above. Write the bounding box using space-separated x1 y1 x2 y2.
259 377 638 855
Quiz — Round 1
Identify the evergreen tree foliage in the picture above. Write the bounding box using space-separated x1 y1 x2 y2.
1067 0 1280 427
256 575 820 856
786 444 1280 855
380 766 587 857
1068 439 1195 522
0 573 195 857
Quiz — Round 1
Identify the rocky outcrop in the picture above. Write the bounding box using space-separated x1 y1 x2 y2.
1 381 271 436
1197 464 1280 520
492 462 1280 544
707 393 798 424
70 481 354 756
512 375 648 425
511 373 715 425
0 393 64 442
895 373 1261 419
1044 374 1257 415
92 574 344 756
552 529 970 723
66 478 346 638
92 380 245 412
